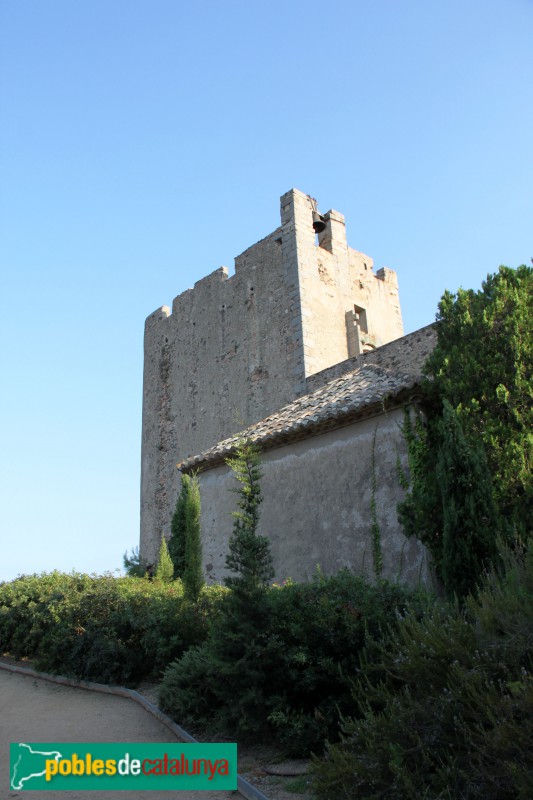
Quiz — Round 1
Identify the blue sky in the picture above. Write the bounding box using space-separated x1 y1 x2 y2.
1 0 531 582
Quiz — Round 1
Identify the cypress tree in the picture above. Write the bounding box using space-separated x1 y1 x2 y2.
224 439 274 597
168 474 190 579
182 474 204 601
155 535 174 583
201 439 274 734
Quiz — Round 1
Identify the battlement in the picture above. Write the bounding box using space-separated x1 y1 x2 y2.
140 189 405 562
144 305 170 328
145 189 402 356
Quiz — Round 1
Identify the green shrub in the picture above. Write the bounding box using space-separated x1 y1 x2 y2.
0 572 92 658
261 573 429 755
158 643 218 726
159 571 429 754
0 572 226 686
311 545 533 799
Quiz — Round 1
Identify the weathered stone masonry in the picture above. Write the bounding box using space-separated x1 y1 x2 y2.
177 328 437 585
140 189 410 572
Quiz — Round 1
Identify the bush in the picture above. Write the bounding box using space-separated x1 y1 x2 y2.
262 573 429 754
158 571 429 754
311 545 533 799
158 643 218 727
0 571 92 658
0 572 226 685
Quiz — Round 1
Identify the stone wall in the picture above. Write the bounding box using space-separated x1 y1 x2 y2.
140 230 301 562
140 189 405 563
306 324 437 393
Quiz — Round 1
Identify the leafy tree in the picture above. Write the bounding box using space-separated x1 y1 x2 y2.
182 474 204 601
168 474 190 579
155 535 174 583
399 265 532 595
224 438 274 596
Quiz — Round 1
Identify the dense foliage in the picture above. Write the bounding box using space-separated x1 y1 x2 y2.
436 400 499 596
399 265 532 596
158 572 428 754
427 265 532 525
0 572 225 685
311 544 533 800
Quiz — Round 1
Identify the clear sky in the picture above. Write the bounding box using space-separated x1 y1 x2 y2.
1 0 531 583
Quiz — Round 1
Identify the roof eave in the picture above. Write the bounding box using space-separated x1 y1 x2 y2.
178 385 424 474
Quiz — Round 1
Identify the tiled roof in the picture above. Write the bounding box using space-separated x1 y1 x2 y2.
178 363 422 472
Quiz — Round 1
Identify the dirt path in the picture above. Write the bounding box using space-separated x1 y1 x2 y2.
0 669 236 800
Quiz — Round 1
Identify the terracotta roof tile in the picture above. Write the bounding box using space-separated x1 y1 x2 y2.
178 363 421 472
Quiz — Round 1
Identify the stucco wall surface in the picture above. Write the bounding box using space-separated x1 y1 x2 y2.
197 407 430 587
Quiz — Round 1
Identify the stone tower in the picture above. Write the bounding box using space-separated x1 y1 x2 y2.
140 189 403 563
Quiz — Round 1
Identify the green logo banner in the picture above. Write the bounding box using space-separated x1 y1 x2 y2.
10 742 237 791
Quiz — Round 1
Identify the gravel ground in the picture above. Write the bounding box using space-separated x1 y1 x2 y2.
1 661 313 800
0 668 236 800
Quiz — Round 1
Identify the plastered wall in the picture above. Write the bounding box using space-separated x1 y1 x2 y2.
197 408 430 587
